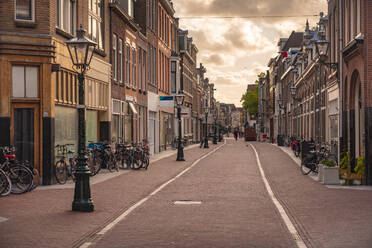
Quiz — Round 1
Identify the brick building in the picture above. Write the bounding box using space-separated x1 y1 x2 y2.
0 0 111 184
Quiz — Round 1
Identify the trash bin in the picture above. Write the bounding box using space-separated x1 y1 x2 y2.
277 135 284 146
300 141 316 165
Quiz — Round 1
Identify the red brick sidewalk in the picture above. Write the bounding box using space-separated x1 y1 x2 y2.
0 142 223 248
252 142 372 248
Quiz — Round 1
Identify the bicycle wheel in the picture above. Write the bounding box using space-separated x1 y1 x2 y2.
28 168 40 191
55 160 67 184
9 166 33 194
107 154 118 172
143 156 150 170
70 159 77 182
0 169 11 196
301 163 314 175
92 152 102 175
123 153 132 169
294 147 300 157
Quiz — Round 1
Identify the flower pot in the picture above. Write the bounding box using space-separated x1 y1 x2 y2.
318 164 324 183
323 166 340 185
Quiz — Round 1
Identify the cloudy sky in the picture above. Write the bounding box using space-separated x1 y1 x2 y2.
173 0 327 107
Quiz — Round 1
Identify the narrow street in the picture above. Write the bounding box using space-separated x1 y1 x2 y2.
1 139 372 248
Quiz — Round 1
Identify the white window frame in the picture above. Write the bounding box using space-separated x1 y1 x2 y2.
112 34 117 81
12 65 39 98
88 0 104 50
56 0 76 35
132 48 136 89
119 38 123 84
15 0 35 21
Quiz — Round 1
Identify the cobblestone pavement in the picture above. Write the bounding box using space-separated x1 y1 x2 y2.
1 139 372 248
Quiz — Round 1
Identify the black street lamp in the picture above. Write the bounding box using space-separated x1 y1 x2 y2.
175 93 185 161
203 107 209 148
213 109 217 144
289 84 301 102
66 25 96 212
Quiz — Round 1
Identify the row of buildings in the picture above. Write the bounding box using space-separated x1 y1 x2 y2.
257 0 372 184
0 0 224 185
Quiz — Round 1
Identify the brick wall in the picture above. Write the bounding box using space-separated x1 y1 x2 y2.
366 0 372 106
0 0 51 35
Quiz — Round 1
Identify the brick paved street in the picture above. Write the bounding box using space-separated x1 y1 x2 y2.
1 139 372 248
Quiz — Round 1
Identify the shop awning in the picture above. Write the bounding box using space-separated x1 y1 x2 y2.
129 102 138 115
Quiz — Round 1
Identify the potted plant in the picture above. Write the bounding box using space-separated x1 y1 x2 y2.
339 152 350 175
319 158 339 185
354 156 366 184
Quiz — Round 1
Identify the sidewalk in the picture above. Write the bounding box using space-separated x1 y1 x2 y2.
36 143 201 190
0 141 222 248
269 142 372 190
252 142 372 248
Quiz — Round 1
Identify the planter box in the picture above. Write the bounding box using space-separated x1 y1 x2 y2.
322 165 340 185
318 164 324 183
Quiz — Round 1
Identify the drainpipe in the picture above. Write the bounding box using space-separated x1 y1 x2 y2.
338 0 343 165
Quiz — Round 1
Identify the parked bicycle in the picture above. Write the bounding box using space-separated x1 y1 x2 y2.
0 146 34 195
300 141 338 175
87 141 104 176
54 144 77 184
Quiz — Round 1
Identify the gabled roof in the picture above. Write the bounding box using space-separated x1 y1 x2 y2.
282 31 304 52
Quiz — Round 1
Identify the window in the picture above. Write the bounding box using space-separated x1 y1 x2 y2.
12 66 38 98
112 34 117 81
126 44 130 87
15 0 34 21
55 69 77 104
171 61 176 94
88 0 104 50
142 50 146 91
128 0 134 17
118 38 123 83
132 48 136 88
56 0 76 34
138 48 142 90
112 99 125 141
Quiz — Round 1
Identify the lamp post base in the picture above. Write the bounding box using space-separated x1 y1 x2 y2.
72 164 94 212
203 139 209 148
176 147 185 161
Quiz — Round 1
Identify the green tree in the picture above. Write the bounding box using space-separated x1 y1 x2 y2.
241 85 258 116
240 72 265 116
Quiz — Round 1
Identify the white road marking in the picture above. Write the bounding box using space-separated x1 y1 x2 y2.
174 201 202 205
0 216 8 223
249 144 308 248
80 140 226 248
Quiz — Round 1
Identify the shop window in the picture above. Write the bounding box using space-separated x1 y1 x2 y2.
15 0 34 21
12 66 38 98
86 110 98 143
55 106 78 155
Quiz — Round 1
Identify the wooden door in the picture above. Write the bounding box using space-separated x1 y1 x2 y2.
11 103 40 172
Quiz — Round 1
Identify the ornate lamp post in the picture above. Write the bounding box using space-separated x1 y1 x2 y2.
175 93 185 161
203 106 209 148
213 109 218 144
66 25 96 212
